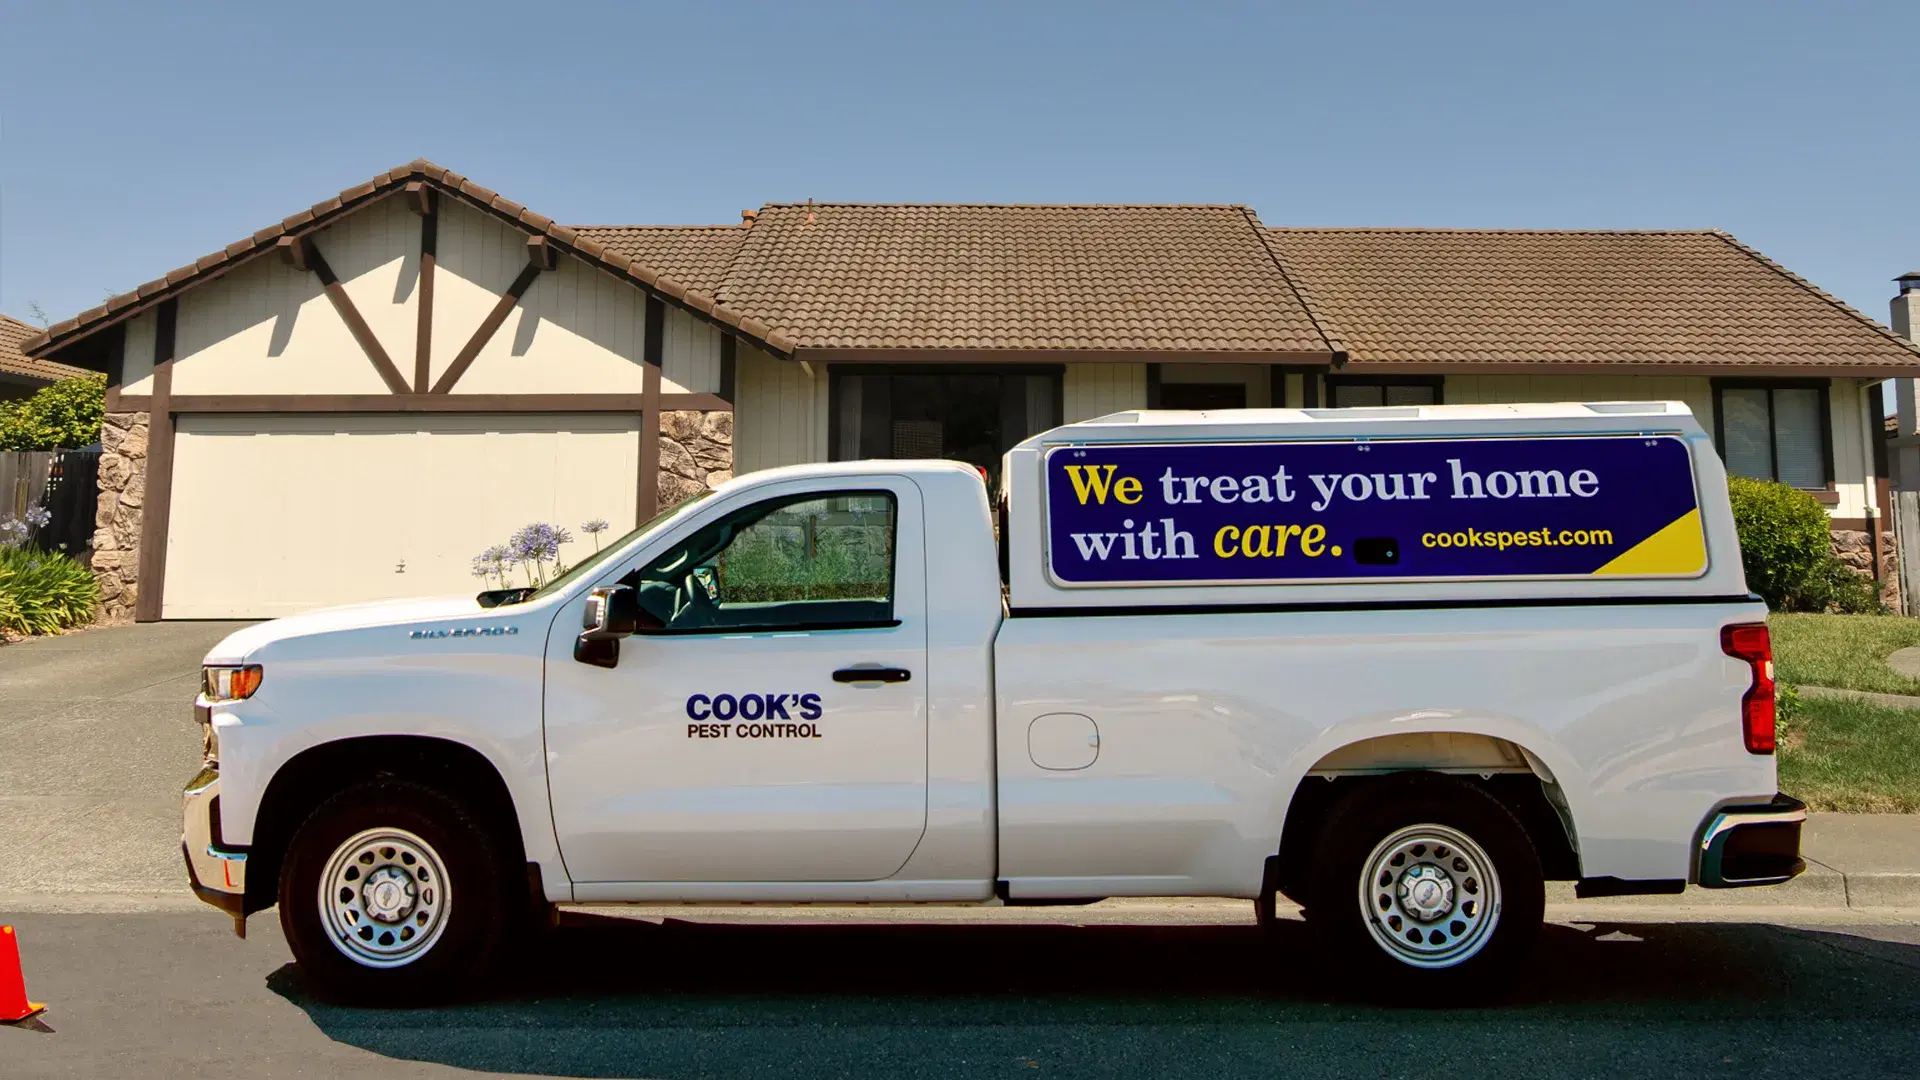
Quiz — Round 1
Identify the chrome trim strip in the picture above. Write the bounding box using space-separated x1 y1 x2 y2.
1700 806 1806 852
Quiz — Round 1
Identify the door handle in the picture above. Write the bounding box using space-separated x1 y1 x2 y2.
833 666 912 684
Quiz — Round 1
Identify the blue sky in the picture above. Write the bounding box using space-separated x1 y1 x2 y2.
2 0 1916 330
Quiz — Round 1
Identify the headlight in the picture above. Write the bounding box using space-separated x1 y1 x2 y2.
202 664 263 702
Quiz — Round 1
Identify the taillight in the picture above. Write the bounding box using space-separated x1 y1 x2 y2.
1720 623 1775 754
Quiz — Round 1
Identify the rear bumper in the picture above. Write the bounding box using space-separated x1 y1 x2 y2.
182 765 250 929
1696 793 1807 888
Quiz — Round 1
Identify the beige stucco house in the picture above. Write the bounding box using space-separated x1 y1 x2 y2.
22 160 1920 619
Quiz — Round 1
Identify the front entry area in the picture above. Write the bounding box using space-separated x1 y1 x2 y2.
830 367 1062 484
160 413 642 618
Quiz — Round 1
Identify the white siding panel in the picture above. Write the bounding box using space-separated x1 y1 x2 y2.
449 257 652 395
163 413 640 618
429 200 528 389
120 311 156 395
1444 375 1716 421
319 194 419 379
661 307 721 394
169 248 392 395
734 345 826 473
1063 363 1147 422
1829 377 1870 519
1160 362 1271 407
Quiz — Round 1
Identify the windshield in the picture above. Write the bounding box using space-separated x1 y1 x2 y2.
514 492 714 603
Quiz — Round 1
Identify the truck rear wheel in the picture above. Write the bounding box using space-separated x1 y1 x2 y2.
1304 775 1543 1001
278 781 513 1004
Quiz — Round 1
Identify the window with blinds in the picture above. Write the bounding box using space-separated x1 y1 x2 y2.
1714 383 1829 489
1327 379 1442 408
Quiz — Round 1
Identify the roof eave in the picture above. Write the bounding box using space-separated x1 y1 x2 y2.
24 161 795 362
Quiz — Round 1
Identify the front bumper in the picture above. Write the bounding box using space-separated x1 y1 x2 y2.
182 764 250 934
1697 793 1807 888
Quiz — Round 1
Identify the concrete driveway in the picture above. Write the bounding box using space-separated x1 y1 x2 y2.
0 622 248 905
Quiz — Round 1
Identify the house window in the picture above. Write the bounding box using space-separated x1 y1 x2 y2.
1713 381 1831 489
1159 383 1247 409
1326 376 1442 408
829 368 1062 485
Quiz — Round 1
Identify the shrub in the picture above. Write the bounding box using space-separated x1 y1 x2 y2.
1784 554 1880 614
0 373 106 451
1727 477 1837 610
0 546 99 635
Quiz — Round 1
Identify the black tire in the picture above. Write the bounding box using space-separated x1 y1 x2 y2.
278 780 514 1005
1303 774 1544 1003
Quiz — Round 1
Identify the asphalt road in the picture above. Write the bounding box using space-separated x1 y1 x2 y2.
3 909 1919 1079
0 621 244 899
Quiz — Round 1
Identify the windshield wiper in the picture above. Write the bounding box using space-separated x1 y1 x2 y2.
476 587 536 608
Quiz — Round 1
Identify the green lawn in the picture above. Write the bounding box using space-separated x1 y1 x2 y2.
1779 692 1920 812
1769 613 1920 695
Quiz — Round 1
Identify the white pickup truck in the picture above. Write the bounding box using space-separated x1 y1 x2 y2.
182 402 1804 1003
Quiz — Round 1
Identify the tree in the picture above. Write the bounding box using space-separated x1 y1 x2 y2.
0 374 106 451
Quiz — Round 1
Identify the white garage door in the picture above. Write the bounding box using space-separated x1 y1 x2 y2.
162 413 641 619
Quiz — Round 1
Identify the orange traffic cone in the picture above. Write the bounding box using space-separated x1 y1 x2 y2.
0 925 45 1023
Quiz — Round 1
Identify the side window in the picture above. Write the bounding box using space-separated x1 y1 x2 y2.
631 492 897 633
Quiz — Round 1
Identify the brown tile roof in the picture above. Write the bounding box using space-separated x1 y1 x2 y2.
1263 228 1920 374
22 161 796 359
570 226 744 296
0 313 93 384
710 203 1334 356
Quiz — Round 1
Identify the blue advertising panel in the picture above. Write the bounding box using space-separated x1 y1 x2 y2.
1044 436 1705 586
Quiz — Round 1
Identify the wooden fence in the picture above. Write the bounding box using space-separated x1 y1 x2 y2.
0 449 99 555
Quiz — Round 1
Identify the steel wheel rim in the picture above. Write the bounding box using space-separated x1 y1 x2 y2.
1358 823 1502 969
318 827 452 969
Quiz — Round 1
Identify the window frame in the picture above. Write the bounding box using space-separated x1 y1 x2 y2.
1710 378 1834 491
1156 381 1250 410
1323 374 1445 407
625 488 902 636
825 364 1066 465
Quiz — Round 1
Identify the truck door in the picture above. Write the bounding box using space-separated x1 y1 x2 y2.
543 479 929 883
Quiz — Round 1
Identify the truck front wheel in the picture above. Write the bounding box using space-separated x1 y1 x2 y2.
278 781 513 1004
1305 775 1544 1000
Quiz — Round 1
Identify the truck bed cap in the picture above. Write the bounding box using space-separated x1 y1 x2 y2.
1023 402 1702 448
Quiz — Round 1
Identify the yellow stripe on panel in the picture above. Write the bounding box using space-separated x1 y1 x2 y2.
1592 508 1707 577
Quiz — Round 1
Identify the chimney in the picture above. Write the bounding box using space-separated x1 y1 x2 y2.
1893 273 1920 439
740 209 758 224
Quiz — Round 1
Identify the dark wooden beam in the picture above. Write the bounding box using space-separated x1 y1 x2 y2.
294 240 411 395
1145 363 1162 408
107 392 730 414
797 348 1339 367
403 181 434 217
527 235 558 272
638 294 665 524
275 235 311 272
134 300 178 623
718 334 737 404
430 264 543 394
1268 364 1285 409
414 189 438 392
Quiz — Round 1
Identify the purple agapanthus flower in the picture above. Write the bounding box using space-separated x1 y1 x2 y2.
470 544 513 582
508 524 575 564
582 518 610 550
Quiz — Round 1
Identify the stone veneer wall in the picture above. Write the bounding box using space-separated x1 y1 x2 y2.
1831 526 1901 613
91 411 149 622
658 410 734 507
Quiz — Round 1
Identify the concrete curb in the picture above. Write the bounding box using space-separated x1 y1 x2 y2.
1797 684 1920 710
1543 861 1920 912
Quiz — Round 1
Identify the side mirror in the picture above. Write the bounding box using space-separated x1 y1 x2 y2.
574 585 642 668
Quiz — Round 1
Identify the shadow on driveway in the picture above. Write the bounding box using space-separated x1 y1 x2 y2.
270 913 1920 1080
